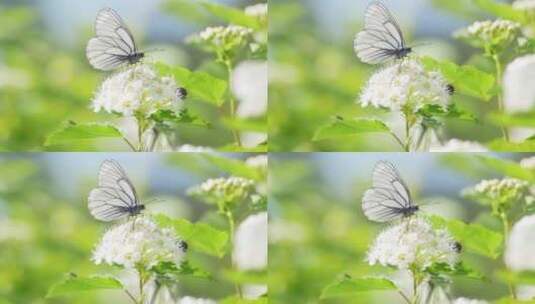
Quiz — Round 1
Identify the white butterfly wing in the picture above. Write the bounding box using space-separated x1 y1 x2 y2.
88 160 139 222
354 1 406 64
362 161 414 222
86 8 137 71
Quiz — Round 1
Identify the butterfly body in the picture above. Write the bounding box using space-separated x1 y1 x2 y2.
395 47 412 59
127 52 145 65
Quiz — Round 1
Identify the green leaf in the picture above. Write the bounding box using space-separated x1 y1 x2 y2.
154 214 229 257
320 277 397 299
46 275 123 298
498 270 535 285
472 0 527 24
421 57 496 101
223 270 267 284
487 139 535 152
417 104 478 122
162 0 262 30
44 122 125 151
199 1 262 30
220 296 268 304
223 117 267 133
488 111 535 128
428 215 503 258
426 262 485 280
313 117 391 141
156 63 227 106
151 109 211 128
218 143 267 152
202 153 264 181
474 155 535 182
151 261 211 280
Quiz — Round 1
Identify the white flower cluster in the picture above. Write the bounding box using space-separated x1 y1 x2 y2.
453 298 489 304
520 156 535 170
188 176 255 206
359 59 451 113
461 19 521 49
179 296 217 304
196 25 253 50
367 217 459 270
244 3 268 22
245 155 268 169
513 0 535 10
505 214 535 271
92 64 183 118
429 139 488 152
92 217 186 270
465 177 529 206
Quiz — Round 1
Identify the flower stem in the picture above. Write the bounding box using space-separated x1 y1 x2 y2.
492 54 510 142
124 289 138 304
224 60 242 147
123 136 137 152
225 210 243 298
397 289 412 304
500 212 517 299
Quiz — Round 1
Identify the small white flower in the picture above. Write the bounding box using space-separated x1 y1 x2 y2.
195 25 252 50
232 60 268 118
234 212 268 270
367 217 458 270
503 55 535 140
504 55 535 113
467 19 520 41
505 214 535 271
188 177 255 206
92 64 183 117
92 217 186 270
234 212 268 299
176 145 214 153
453 298 489 304
429 139 488 152
520 156 535 170
513 0 535 10
464 178 530 208
244 3 267 22
359 59 451 113
245 155 268 169
178 296 217 304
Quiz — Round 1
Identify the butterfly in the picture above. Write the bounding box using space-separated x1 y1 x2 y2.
354 1 412 65
88 159 145 222
86 8 145 71
362 161 419 222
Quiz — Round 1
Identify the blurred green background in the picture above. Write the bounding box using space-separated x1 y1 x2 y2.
269 0 525 151
0 0 259 151
269 153 534 303
0 153 257 303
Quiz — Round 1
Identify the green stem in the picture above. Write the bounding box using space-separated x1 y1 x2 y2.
492 54 510 142
397 289 412 304
225 210 243 298
123 289 138 304
501 212 517 299
390 131 406 151
122 136 137 152
404 114 411 152
224 60 242 147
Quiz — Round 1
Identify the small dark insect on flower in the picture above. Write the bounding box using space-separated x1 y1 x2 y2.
453 241 462 253
446 84 455 96
178 240 188 252
176 87 188 100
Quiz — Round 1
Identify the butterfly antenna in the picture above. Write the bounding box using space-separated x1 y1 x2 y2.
144 48 165 54
145 197 164 205
411 41 432 48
